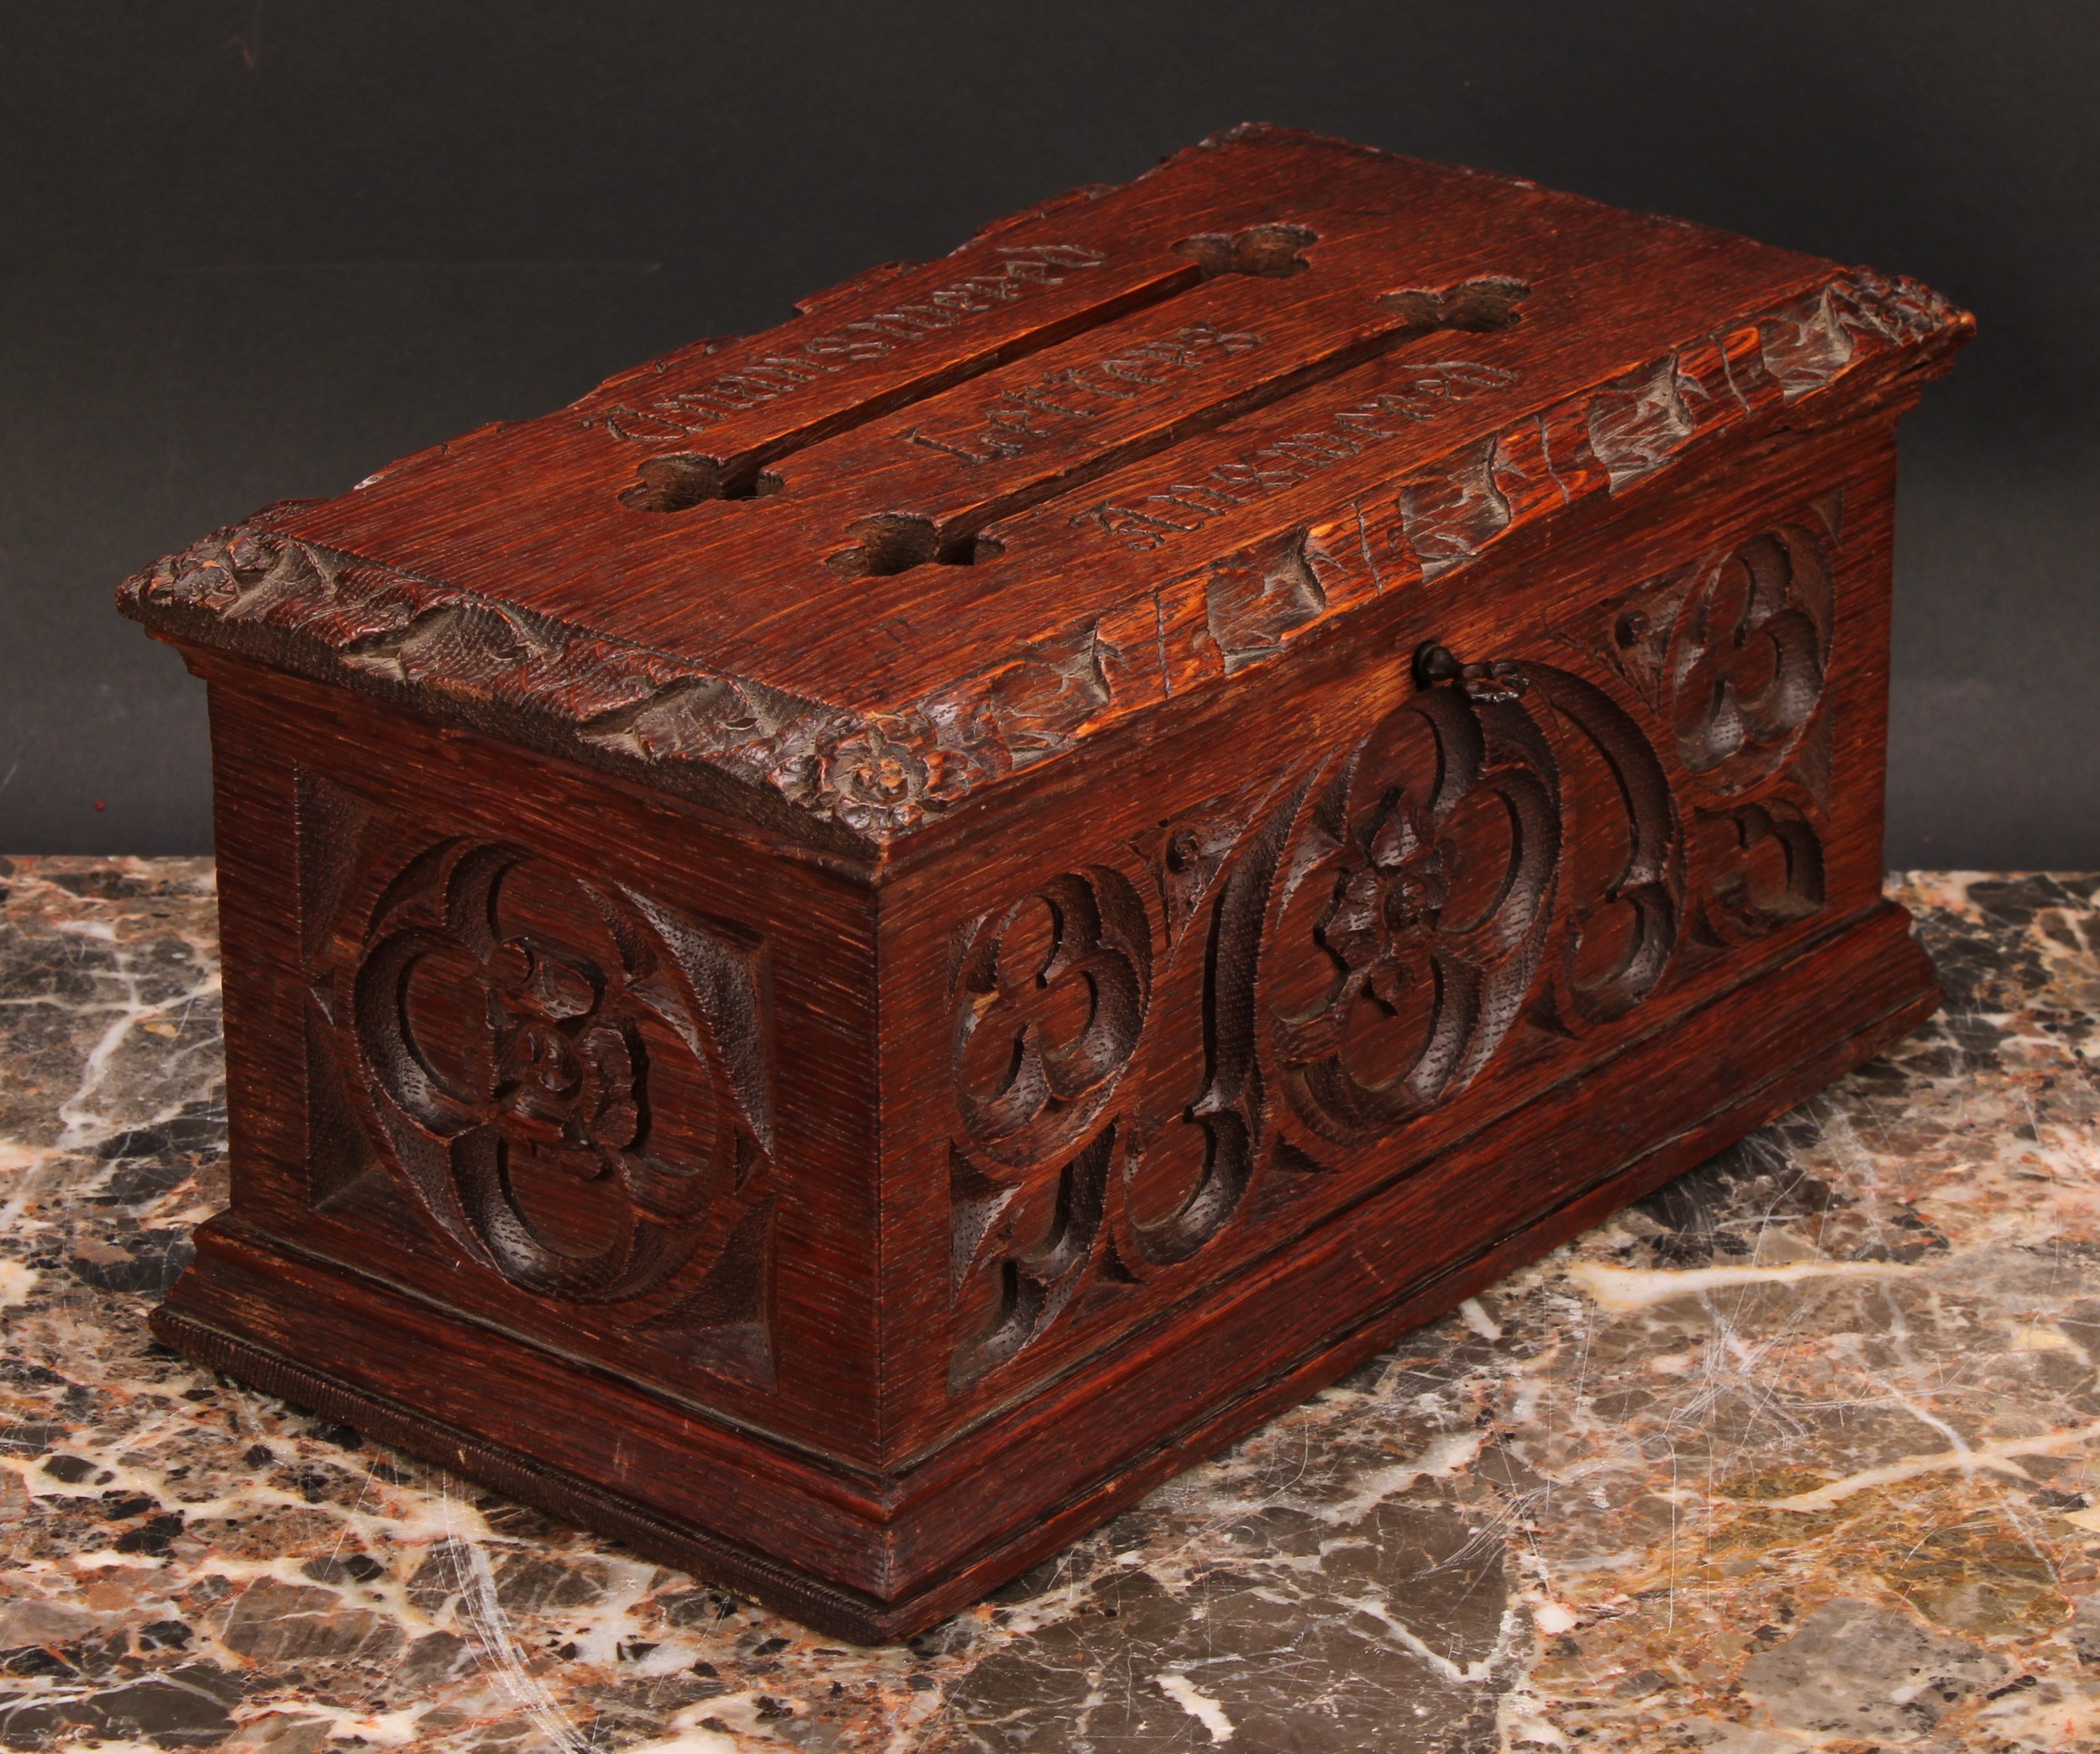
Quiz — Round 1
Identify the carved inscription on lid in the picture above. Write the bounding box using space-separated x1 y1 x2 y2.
601 245 1111 444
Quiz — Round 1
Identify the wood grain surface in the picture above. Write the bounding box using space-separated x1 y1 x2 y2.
125 127 1966 1637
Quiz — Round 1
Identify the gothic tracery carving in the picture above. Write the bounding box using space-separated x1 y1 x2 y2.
947 513 1840 1387
298 796 778 1375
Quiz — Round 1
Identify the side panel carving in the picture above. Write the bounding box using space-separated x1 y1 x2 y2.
947 510 1842 1389
296 775 778 1380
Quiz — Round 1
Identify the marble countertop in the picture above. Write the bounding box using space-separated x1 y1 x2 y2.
0 858 2096 1752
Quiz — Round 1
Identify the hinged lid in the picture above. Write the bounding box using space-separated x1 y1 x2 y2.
121 125 1969 848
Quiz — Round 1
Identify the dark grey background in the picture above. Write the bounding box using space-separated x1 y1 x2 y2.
4 2 2094 864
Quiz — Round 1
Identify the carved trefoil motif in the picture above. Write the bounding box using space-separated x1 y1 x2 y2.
1593 512 1837 941
948 870 1151 1381
948 510 1841 1388
296 776 778 1380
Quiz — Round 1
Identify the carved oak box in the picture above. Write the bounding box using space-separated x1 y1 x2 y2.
120 127 1969 1640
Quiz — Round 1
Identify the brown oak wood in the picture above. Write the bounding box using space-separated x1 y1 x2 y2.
119 125 1968 1639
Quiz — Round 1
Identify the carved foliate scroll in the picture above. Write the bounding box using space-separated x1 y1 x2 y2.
1668 526 1832 794
119 261 1959 848
1524 669 1681 1031
946 823 1267 1383
1114 808 1272 1273
947 509 1842 1388
297 778 777 1378
951 869 1151 1166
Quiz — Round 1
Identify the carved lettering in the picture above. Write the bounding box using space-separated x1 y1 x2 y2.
127 276 1959 845
906 323 1264 466
1068 363 1518 551
598 245 1108 441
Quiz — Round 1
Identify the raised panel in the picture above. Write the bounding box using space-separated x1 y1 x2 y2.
294 773 779 1384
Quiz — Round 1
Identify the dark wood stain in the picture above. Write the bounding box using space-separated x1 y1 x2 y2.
119 125 1968 1641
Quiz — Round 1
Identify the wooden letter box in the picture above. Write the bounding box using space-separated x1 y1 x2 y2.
122 127 1970 1640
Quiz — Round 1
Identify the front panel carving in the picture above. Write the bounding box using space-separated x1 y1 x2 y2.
948 508 1841 1389
1591 515 1835 942
1260 682 1558 1139
1667 526 1831 793
297 779 777 1379
952 870 1150 1165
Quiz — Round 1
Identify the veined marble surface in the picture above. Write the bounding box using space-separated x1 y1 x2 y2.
0 858 2097 1752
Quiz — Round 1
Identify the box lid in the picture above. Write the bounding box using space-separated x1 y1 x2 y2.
120 125 1969 851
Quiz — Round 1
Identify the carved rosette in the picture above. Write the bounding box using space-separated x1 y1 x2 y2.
812 718 942 835
946 510 1851 1389
1257 685 1558 1138
304 821 775 1352
946 664 1672 1386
